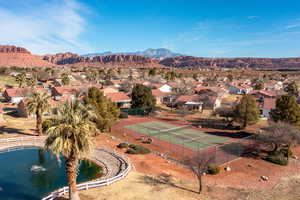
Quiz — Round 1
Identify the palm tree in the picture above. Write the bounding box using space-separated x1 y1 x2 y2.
26 92 51 136
16 72 27 88
45 101 96 200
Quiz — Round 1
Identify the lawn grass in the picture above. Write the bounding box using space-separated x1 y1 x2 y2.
0 75 17 87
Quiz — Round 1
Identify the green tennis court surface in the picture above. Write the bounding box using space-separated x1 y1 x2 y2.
125 121 228 150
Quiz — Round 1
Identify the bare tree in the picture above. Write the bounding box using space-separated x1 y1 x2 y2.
214 106 234 122
183 153 215 194
258 121 300 160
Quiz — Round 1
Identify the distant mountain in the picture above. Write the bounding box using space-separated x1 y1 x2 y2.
0 45 54 67
82 48 184 58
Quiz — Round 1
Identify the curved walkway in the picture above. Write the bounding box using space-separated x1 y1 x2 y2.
0 136 131 200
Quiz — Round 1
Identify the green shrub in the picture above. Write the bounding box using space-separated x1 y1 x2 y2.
126 148 138 154
279 148 293 157
207 165 220 175
119 112 128 119
128 144 151 154
266 152 288 166
42 120 52 132
117 143 129 149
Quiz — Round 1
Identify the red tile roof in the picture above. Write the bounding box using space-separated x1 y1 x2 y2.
176 94 201 103
151 89 169 97
52 86 85 96
105 92 130 102
263 98 276 110
5 88 46 97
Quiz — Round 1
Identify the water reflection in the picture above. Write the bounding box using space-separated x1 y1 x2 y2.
0 148 102 200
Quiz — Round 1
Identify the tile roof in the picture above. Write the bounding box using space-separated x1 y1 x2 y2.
176 94 202 103
151 89 170 97
5 88 46 97
263 98 276 110
52 86 85 96
105 92 130 102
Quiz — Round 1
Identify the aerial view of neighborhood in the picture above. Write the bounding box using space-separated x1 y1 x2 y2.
0 0 300 200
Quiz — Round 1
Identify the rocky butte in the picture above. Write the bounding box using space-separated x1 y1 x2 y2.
0 45 54 68
42 52 162 68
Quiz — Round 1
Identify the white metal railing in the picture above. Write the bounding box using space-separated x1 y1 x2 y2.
41 147 131 200
0 136 132 200
0 136 46 151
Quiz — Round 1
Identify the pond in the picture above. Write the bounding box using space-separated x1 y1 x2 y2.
0 147 103 200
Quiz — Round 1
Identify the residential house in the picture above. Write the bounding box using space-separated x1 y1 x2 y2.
198 95 221 110
264 80 283 91
229 85 253 94
194 86 227 97
105 92 131 109
151 89 173 105
151 83 172 93
3 88 46 103
51 86 86 101
261 98 276 118
175 94 203 111
17 97 69 118
101 86 119 95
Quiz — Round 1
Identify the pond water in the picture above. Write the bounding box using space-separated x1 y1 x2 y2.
0 147 103 200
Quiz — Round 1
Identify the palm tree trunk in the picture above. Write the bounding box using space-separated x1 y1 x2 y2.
66 155 80 200
36 111 43 136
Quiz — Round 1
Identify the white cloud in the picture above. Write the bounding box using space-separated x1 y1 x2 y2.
0 0 92 54
285 23 300 29
247 16 259 19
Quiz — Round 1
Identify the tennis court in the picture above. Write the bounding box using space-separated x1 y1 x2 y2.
125 121 228 151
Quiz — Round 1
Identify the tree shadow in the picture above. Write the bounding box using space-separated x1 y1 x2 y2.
0 125 35 136
204 131 252 139
5 110 21 118
216 137 262 161
190 118 239 130
139 174 198 194
2 107 16 113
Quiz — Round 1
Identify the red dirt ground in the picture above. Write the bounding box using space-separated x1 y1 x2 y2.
111 116 253 162
94 131 300 191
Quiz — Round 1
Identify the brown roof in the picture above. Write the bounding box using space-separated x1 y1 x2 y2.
52 86 85 96
105 92 130 102
252 90 277 98
176 94 201 103
152 89 169 97
263 98 276 110
5 88 46 97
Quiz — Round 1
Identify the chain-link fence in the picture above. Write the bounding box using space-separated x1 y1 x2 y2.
118 124 255 165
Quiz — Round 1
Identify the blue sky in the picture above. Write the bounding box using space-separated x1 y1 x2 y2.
0 0 300 57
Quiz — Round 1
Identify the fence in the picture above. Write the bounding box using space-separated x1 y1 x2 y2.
119 125 256 166
0 136 46 151
42 147 131 200
0 136 132 200
122 107 153 116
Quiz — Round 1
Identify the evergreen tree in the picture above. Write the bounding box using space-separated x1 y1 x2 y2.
253 80 264 90
227 74 233 82
234 94 260 128
84 87 120 133
61 73 70 86
131 84 156 108
270 94 300 126
285 82 298 97
148 68 156 76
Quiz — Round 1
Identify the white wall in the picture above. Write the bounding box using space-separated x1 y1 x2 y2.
11 97 25 104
